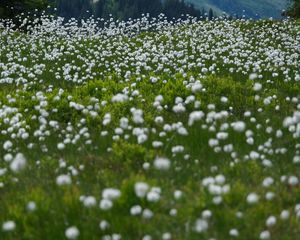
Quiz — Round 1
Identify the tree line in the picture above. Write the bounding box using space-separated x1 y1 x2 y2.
286 0 300 17
1 0 299 21
0 0 216 21
53 0 213 20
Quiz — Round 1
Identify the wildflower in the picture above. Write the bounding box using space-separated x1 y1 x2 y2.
99 199 113 211
2 221 16 232
112 93 128 103
134 182 149 198
130 205 142 215
195 219 208 233
147 191 160 202
65 226 80 239
57 143 65 150
188 111 205 126
3 140 13 151
153 157 171 170
231 121 246 132
83 196 97 207
99 220 110 230
56 174 72 186
260 230 270 239
142 209 153 219
280 210 290 220
266 216 276 227
102 188 121 200
174 190 183 200
247 193 259 204
27 201 37 212
10 153 26 173
229 229 239 237
253 82 262 91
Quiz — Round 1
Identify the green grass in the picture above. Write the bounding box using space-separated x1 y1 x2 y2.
0 18 300 239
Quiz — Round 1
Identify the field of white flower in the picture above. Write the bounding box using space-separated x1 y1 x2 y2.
0 14 300 239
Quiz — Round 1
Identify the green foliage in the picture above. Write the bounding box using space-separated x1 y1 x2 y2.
52 0 204 20
0 0 48 19
286 0 300 18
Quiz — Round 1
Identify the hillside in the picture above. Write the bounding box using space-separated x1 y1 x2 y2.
188 0 288 18
0 15 300 239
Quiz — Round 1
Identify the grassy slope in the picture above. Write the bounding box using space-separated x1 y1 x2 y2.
0 20 300 239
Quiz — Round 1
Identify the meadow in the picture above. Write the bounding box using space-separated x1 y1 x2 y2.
0 14 300 239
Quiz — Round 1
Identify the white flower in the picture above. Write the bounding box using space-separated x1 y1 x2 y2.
172 104 186 113
2 221 16 232
27 201 37 212
260 230 270 239
288 176 299 186
174 190 183 200
10 153 26 173
249 73 258 80
194 219 208 233
153 157 171 170
57 142 65 150
169 208 177 216
99 220 110 230
215 174 226 185
246 137 254 145
221 96 228 103
265 192 275 201
293 155 300 164
249 151 260 160
208 184 222 195
102 188 121 200
56 174 72 186
137 134 148 144
229 229 239 237
99 199 113 210
188 111 205 126
253 82 262 91
202 210 212 219
154 116 164 124
83 196 97 207
120 117 129 129
134 182 149 198
142 162 150 170
142 235 152 240
162 232 172 240
103 113 111 126
130 205 142 215
191 82 203 93
152 141 163 148
216 132 228 140
213 196 223 205
208 138 219 147
266 216 276 227
262 177 274 188
280 210 290 220
146 191 160 202
4 153 13 162
142 209 153 219
231 121 246 132
171 145 184 153
177 127 188 135
246 193 259 204
3 140 13 151
112 93 128 103
65 226 80 239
